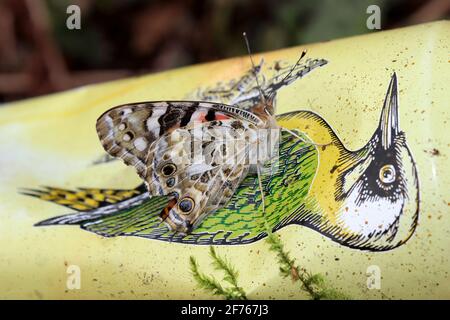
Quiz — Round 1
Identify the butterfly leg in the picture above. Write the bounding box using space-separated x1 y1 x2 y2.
256 164 265 215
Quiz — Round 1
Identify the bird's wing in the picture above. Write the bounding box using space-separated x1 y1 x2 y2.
22 185 146 211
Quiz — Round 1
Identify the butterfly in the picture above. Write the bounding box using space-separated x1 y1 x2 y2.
96 39 321 235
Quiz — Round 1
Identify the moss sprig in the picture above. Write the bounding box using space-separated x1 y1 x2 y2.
189 228 349 300
189 247 247 300
265 229 349 300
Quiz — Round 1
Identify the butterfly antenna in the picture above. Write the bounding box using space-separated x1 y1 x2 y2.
268 49 307 100
276 50 331 147
243 32 266 105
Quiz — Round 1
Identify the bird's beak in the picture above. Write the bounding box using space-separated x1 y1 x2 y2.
378 73 400 150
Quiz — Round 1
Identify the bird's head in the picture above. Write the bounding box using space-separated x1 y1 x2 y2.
332 73 419 251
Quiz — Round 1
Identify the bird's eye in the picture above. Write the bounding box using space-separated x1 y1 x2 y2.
379 165 396 184
178 197 195 214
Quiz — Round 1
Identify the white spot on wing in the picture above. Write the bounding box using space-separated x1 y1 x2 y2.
153 102 169 108
134 137 148 151
146 108 166 137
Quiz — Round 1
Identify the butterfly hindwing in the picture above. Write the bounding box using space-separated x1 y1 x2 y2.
143 119 257 233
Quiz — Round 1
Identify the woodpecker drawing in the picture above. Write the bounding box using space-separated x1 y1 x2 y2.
26 61 419 251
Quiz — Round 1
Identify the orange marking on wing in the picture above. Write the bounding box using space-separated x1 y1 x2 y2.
196 112 206 122
215 114 230 120
159 198 177 221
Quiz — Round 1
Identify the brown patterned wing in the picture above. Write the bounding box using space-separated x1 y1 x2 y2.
143 119 257 233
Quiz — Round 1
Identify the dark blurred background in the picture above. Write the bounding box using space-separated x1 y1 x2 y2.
0 0 448 102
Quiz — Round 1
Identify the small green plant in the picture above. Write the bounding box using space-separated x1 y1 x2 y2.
190 246 247 300
265 230 349 300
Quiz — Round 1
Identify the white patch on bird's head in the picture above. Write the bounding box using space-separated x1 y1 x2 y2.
337 181 403 237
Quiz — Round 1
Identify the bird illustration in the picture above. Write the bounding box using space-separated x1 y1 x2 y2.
26 64 419 251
